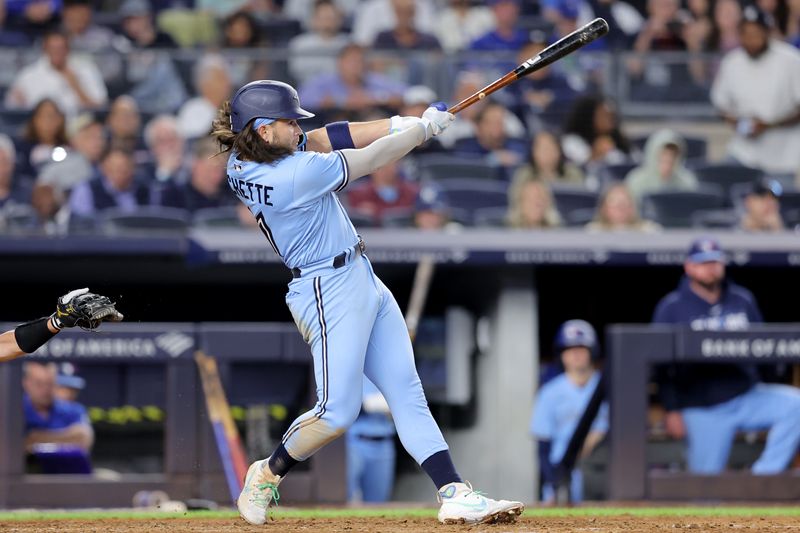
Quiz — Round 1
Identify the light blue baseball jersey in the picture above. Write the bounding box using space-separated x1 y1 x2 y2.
226 149 359 269
530 372 608 465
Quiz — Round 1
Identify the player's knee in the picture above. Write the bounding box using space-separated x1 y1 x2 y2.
325 403 362 432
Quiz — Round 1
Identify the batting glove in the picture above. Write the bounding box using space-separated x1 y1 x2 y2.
421 102 455 138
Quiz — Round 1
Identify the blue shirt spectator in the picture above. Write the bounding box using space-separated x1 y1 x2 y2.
69 148 151 218
453 102 528 180
298 44 406 112
157 137 234 213
24 392 88 431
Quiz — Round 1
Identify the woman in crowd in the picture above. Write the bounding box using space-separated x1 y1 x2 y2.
16 98 68 180
511 131 585 187
586 182 661 232
507 177 562 229
562 95 631 173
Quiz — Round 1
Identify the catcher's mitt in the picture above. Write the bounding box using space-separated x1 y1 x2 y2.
51 288 124 330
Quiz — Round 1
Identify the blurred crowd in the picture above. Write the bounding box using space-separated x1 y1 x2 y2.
0 0 798 234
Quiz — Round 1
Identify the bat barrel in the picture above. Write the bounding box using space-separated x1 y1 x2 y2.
515 18 609 76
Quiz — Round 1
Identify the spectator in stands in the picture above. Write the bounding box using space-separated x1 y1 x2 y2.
470 0 529 53
177 54 232 140
288 0 349 86
6 0 60 36
0 134 31 208
580 0 644 50
454 102 528 180
631 0 688 55
530 320 608 504
786 0 800 43
284 0 358 29
119 0 177 48
625 129 698 203
69 147 150 218
5 30 108 116
158 137 233 213
61 0 117 52
414 184 451 230
15 98 68 180
143 115 190 184
221 11 268 87
706 0 742 52
374 0 441 50
562 95 631 171
23 362 93 453
652 236 800 474
351 0 436 47
586 182 662 232
55 366 85 403
106 96 144 154
711 5 800 175
36 114 105 197
509 38 580 131
347 379 397 502
298 44 406 112
757 0 790 38
507 178 562 229
222 11 261 47
740 178 785 232
435 0 495 53
347 160 419 225
512 131 585 187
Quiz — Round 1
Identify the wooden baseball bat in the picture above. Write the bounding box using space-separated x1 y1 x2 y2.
448 18 609 114
405 254 435 342
195 350 250 503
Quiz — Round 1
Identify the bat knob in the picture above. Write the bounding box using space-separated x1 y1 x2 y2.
431 101 447 111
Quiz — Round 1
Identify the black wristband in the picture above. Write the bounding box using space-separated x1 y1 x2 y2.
14 317 56 354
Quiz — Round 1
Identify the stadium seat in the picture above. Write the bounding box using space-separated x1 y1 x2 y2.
100 206 191 234
3 203 38 231
784 208 800 228
345 210 379 228
551 186 599 227
436 179 509 225
473 207 508 227
642 190 726 228
597 162 637 184
691 208 739 229
192 206 241 228
417 154 498 181
381 208 415 228
692 164 763 205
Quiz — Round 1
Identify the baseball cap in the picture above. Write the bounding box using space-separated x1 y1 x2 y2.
415 184 449 213
741 4 772 28
120 0 151 18
555 319 597 351
687 236 725 263
750 177 782 197
56 374 86 390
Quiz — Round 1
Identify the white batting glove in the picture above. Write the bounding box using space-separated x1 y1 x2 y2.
389 115 423 134
422 103 455 138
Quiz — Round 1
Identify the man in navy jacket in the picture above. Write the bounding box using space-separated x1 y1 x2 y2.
652 236 800 474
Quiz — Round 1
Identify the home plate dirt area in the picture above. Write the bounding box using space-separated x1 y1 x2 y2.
2 515 799 533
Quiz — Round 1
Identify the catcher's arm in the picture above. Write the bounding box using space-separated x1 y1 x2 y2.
1 288 123 363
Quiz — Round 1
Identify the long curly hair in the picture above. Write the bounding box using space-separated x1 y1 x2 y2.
210 101 293 164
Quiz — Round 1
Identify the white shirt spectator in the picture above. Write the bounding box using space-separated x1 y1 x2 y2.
5 55 108 116
351 0 436 46
711 40 800 174
435 3 496 52
176 97 216 140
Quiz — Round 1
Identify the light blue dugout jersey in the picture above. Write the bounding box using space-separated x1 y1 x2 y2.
530 372 609 465
226 149 359 269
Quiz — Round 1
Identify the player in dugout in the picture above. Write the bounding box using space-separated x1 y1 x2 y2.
0 288 123 362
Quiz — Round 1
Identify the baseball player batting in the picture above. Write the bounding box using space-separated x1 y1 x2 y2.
211 80 524 526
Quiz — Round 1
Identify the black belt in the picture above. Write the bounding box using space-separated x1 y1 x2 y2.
356 435 393 442
291 238 366 279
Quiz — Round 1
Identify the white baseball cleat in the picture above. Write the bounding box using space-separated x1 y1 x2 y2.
237 459 282 525
437 481 524 525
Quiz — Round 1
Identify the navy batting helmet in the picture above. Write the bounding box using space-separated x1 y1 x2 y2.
229 80 314 133
554 319 597 354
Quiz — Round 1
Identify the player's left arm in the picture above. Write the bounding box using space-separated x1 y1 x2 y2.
306 119 393 153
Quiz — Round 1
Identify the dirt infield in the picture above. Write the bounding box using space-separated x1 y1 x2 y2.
1 516 799 533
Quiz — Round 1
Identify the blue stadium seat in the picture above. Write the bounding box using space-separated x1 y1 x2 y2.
691 208 739 229
642 190 726 228
473 206 508 227
551 186 599 227
436 179 509 224
417 154 498 181
692 164 763 205
100 206 191 234
598 162 637 184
